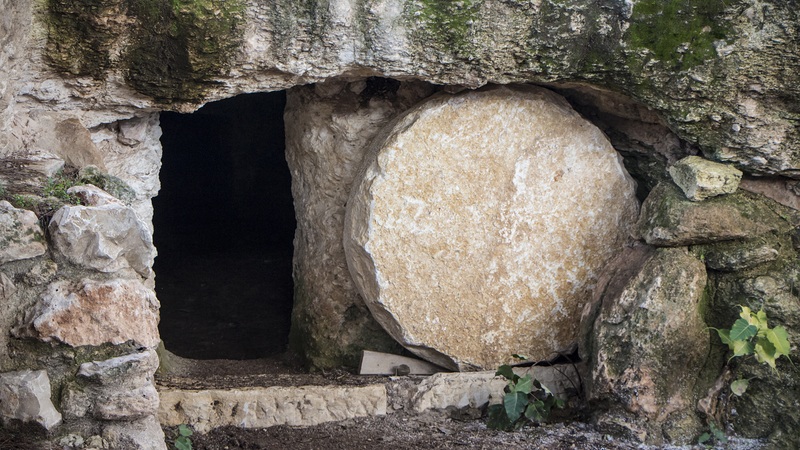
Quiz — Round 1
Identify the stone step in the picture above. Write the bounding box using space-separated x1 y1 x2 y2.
157 364 581 433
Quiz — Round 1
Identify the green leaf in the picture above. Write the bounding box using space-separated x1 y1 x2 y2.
495 365 515 381
504 392 528 423
710 422 727 443
740 306 752 321
730 318 758 341
486 404 513 431
756 310 769 329
175 436 192 450
697 432 711 444
178 424 193 437
755 339 777 369
511 354 527 360
732 339 754 357
513 375 533 394
716 329 732 345
730 378 749 396
524 400 545 422
767 326 791 356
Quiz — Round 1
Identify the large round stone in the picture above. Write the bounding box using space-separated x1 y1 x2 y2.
343 85 639 371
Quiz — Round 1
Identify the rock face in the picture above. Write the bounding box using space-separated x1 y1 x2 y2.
62 350 160 421
0 201 46 265
0 370 62 430
49 202 156 278
636 183 789 246
285 80 435 368
668 156 743 201
585 246 709 445
16 279 160 348
344 85 639 371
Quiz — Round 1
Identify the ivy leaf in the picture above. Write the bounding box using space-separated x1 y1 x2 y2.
730 378 749 396
697 432 711 444
486 404 512 431
740 306 752 321
178 424 193 437
504 392 527 422
767 326 791 357
514 375 533 394
755 339 777 369
524 400 545 422
511 354 528 361
732 339 754 357
730 318 758 341
756 309 768 327
716 329 732 345
495 365 515 381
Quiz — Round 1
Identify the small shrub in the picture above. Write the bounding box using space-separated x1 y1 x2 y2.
43 172 81 204
487 357 565 431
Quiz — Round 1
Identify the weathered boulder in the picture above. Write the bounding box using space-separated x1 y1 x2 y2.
0 200 46 265
49 202 156 278
285 80 435 368
637 182 792 246
62 350 159 421
344 85 638 371
697 234 783 272
668 156 742 201
66 184 124 207
0 370 61 430
16 278 160 348
585 246 708 445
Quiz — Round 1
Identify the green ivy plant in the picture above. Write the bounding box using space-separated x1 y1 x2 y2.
712 306 792 395
697 421 727 447
173 424 193 450
487 356 565 431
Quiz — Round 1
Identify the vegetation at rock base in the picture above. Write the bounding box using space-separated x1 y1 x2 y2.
487 356 565 431
171 424 194 450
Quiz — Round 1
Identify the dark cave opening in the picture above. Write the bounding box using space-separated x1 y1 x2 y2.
154 91 296 360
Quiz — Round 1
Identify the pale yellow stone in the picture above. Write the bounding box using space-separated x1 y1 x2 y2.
344 85 638 371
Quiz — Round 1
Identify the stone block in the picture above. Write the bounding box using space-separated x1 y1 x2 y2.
49 202 155 278
103 415 166 450
63 350 160 421
636 182 790 246
158 384 387 433
344 85 638 371
668 156 742 201
0 370 61 430
16 279 160 348
0 200 46 265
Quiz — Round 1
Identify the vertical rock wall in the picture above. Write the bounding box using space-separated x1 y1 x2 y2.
285 79 435 368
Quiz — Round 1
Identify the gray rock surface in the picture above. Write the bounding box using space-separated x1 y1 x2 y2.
585 246 709 445
636 183 790 246
102 415 167 450
16 279 160 348
0 200 46 265
344 85 638 371
668 156 743 201
0 370 62 430
49 202 156 278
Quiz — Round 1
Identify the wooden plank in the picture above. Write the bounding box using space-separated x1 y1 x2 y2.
359 350 447 375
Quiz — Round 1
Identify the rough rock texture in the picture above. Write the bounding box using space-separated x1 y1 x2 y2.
67 184 124 207
698 235 782 272
411 365 580 413
344 85 638 371
49 202 156 278
0 200 46 265
285 79 435 368
158 384 388 433
637 182 791 246
62 350 160 421
102 415 167 450
16 278 160 348
668 155 743 201
585 246 709 445
705 235 800 447
0 370 61 430
740 177 800 211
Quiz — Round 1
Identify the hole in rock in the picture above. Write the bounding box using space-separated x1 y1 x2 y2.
154 91 296 360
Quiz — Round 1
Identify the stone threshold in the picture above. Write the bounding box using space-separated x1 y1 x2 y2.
157 359 581 434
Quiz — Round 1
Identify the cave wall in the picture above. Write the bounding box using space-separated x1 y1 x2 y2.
0 0 798 447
